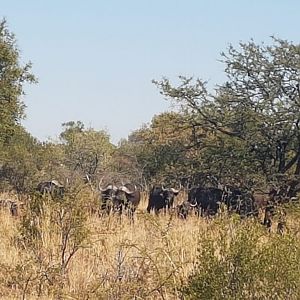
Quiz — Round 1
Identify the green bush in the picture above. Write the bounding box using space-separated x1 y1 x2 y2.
182 216 300 300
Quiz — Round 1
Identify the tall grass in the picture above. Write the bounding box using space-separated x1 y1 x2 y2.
0 192 300 299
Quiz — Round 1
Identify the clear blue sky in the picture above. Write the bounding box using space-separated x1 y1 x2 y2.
2 0 300 144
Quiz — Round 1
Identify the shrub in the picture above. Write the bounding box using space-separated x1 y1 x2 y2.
182 216 300 299
14 188 91 297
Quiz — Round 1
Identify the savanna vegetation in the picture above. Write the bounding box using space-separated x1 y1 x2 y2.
1 18 300 299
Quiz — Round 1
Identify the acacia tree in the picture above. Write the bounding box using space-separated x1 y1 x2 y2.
154 38 300 185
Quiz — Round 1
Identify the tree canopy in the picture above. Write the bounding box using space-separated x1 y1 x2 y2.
153 38 300 187
1 19 300 192
60 121 115 180
0 19 36 146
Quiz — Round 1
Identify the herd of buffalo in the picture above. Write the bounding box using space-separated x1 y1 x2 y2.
0 174 299 234
31 175 300 232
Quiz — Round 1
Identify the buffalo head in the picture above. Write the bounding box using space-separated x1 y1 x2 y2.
147 185 181 214
36 180 65 198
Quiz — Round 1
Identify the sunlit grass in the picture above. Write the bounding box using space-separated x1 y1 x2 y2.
0 192 299 299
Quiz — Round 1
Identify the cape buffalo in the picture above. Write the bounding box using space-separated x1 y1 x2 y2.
36 180 65 198
98 183 118 214
147 186 180 214
188 187 223 216
98 182 140 217
188 186 257 217
115 183 141 218
176 201 192 219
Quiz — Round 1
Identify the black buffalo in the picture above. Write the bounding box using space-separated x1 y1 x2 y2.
176 201 192 219
147 186 180 214
98 184 118 214
36 180 65 198
188 186 257 217
99 183 140 217
114 183 141 217
188 187 223 216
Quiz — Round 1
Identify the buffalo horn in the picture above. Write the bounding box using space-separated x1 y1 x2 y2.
98 177 106 191
51 180 63 187
119 186 134 194
85 174 90 182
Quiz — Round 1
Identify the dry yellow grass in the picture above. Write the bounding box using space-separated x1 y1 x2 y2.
0 192 206 299
0 191 299 299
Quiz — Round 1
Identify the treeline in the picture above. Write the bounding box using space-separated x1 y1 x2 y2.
1 18 300 194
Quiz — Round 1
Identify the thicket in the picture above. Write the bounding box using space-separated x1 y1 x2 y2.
182 214 300 300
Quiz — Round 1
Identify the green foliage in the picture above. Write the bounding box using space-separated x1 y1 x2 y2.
60 121 115 179
0 18 36 146
122 112 200 185
0 19 38 192
111 142 146 186
35 141 66 181
0 126 41 192
182 217 300 299
153 38 300 184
